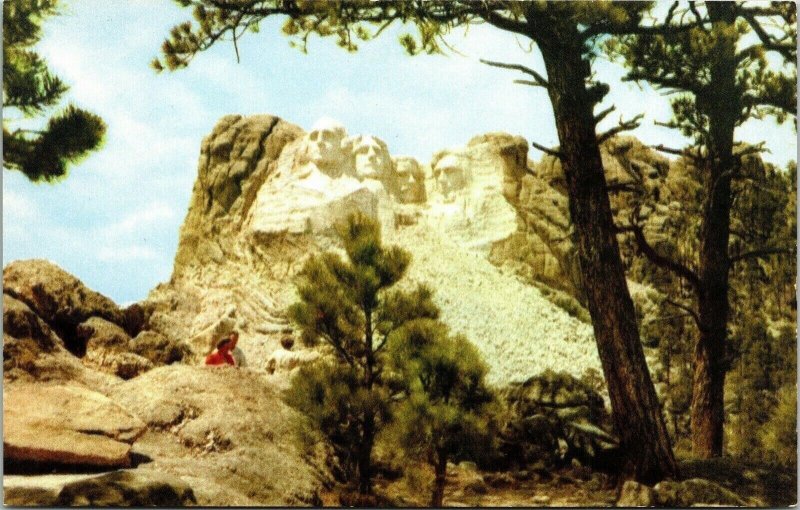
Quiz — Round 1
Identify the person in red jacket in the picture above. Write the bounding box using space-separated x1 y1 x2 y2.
205 331 238 366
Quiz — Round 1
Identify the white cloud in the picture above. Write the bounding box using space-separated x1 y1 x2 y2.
2 190 39 222
110 202 176 234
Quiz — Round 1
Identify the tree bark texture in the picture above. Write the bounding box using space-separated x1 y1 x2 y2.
430 448 448 507
690 2 738 459
357 416 375 494
535 23 678 483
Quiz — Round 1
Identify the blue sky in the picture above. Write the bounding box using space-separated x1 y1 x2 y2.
3 1 796 305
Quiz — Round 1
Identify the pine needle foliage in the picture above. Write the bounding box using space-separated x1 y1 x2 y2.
285 212 439 494
3 0 106 182
386 319 495 507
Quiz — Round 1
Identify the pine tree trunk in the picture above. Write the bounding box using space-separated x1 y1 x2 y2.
358 309 376 494
430 448 448 507
357 416 375 495
690 2 737 459
536 26 678 483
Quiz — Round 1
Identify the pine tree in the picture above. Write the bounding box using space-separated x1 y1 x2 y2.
156 0 690 482
610 2 796 458
387 319 495 507
3 0 106 182
285 212 439 494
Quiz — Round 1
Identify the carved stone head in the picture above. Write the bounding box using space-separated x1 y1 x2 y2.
299 117 349 177
432 154 468 202
392 156 426 204
350 135 391 182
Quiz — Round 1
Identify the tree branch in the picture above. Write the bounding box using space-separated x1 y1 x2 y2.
740 10 796 61
479 58 549 88
662 297 704 331
597 114 644 145
616 218 702 291
652 144 705 163
531 140 563 159
480 7 531 38
730 246 793 264
594 104 616 125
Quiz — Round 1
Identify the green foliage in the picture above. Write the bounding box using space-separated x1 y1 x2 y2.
386 319 495 504
3 0 106 182
759 384 797 467
285 212 439 492
609 2 796 458
284 361 391 477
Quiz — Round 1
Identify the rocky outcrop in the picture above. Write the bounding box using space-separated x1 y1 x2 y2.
130 330 190 366
266 346 321 374
78 317 154 379
3 293 61 367
4 471 196 506
3 260 132 355
4 383 146 468
107 365 329 506
616 478 751 507
142 114 601 386
3 293 117 387
496 370 618 470
499 136 671 302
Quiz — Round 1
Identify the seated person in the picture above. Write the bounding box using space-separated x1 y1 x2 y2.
205 331 239 366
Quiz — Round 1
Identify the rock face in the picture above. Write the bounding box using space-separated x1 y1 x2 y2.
143 114 601 385
499 136 670 302
55 470 197 506
130 330 190 366
3 260 132 355
78 317 154 379
4 383 146 468
107 365 328 506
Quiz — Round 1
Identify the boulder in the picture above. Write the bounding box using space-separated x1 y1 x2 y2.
3 293 62 373
78 317 153 379
55 470 196 506
4 420 132 469
4 383 146 469
617 480 656 507
496 370 618 470
3 260 128 355
78 316 131 350
654 478 748 507
129 330 190 366
3 294 118 386
4 471 197 506
106 364 329 506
